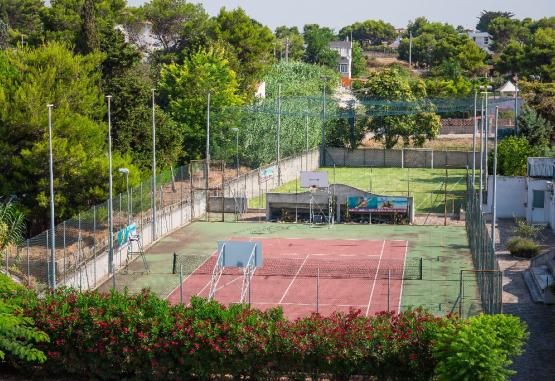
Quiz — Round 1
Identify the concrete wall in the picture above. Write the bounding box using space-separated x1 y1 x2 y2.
485 176 527 218
61 190 207 290
266 183 414 223
208 196 247 213
324 147 478 169
224 149 320 200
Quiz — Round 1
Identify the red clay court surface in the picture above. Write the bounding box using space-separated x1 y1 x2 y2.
167 238 408 320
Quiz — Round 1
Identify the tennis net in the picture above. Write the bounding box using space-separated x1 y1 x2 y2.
172 254 422 280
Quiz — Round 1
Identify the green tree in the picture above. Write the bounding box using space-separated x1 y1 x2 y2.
0 0 44 46
338 19 397 46
517 106 553 147
0 42 137 230
489 17 530 52
361 67 441 147
0 19 7 48
496 136 541 176
142 0 210 55
0 274 48 363
351 41 366 77
211 7 275 94
398 20 487 75
106 66 182 168
159 46 244 162
77 0 100 54
303 24 338 68
476 10 515 33
275 25 305 61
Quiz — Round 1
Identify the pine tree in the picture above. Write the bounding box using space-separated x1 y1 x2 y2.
79 0 99 53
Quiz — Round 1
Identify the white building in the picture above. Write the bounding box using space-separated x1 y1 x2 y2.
497 80 520 98
466 31 493 54
486 158 555 228
329 40 352 79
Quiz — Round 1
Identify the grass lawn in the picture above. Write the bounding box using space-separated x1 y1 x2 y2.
250 167 471 213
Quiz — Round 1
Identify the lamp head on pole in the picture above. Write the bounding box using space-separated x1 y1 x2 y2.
231 128 239 133
118 168 129 174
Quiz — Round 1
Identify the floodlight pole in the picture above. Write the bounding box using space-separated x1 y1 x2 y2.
472 89 477 187
232 128 239 178
151 89 157 242
277 84 281 185
305 110 309 171
484 88 489 192
409 32 412 67
106 95 115 289
492 107 499 251
514 75 519 135
206 91 211 213
479 95 484 209
47 104 56 289
321 76 328 167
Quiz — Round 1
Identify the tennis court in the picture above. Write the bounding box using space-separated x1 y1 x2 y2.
167 238 410 319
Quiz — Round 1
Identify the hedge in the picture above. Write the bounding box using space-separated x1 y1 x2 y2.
4 286 527 381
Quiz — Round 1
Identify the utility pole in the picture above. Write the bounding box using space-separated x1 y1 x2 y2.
305 110 309 171
492 107 499 251
151 89 157 242
285 38 289 63
106 95 115 289
47 104 56 289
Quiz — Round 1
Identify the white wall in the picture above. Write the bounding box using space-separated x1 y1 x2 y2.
486 176 527 218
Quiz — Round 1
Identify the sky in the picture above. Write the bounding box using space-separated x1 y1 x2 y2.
126 0 555 30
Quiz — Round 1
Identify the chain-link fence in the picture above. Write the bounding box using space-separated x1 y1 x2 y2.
4 165 204 291
465 177 503 314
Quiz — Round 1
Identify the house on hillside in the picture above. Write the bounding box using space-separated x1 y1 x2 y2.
466 31 493 54
329 40 352 83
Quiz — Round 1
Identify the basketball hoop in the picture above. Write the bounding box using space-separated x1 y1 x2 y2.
309 185 318 193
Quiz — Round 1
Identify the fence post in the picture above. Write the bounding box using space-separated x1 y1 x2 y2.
387 269 391 312
26 239 30 283
316 267 320 314
63 221 66 285
45 230 49 286
431 150 434 169
179 264 183 304
180 166 184 224
401 149 404 169
93 206 97 287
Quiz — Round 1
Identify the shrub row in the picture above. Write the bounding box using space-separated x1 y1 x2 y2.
5 287 527 381
507 237 541 258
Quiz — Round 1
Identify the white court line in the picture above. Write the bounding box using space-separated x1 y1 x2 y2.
365 240 386 316
251 301 368 307
278 254 310 304
397 241 409 313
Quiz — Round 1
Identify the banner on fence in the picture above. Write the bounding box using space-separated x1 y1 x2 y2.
259 166 276 183
347 196 408 213
116 223 137 249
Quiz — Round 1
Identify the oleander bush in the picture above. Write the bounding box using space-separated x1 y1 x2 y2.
1 284 528 381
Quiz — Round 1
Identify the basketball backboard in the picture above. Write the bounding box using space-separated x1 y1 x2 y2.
300 171 329 188
217 240 263 267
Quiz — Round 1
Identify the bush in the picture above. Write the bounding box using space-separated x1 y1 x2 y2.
514 218 543 240
7 287 528 381
507 237 541 258
434 314 528 381
0 274 48 364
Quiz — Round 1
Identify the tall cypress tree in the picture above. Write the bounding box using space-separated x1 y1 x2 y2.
79 0 99 53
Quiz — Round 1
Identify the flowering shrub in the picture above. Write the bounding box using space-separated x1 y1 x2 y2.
6 287 527 381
